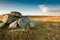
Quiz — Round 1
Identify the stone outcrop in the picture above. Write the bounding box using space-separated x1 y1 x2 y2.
2 11 22 23
3 14 18 23
0 11 37 31
9 17 37 29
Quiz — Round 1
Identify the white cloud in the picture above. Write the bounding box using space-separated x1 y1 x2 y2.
39 5 60 16
39 5 49 12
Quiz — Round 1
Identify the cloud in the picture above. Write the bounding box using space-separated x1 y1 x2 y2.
39 5 49 12
39 5 60 16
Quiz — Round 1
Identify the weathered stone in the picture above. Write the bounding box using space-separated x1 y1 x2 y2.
17 17 37 28
9 20 18 29
18 17 31 29
3 14 18 23
2 14 9 23
10 11 22 17
0 11 22 24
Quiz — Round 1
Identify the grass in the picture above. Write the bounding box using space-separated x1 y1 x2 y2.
29 16 60 22
0 22 60 40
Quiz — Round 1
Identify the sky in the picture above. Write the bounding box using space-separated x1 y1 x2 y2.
0 0 60 16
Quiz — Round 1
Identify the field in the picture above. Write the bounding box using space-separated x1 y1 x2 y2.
0 16 60 40
0 22 60 40
28 16 60 22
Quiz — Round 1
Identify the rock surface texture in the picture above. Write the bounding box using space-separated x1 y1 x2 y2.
18 17 31 29
9 20 18 29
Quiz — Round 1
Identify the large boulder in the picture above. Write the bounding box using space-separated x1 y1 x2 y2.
10 11 22 17
1 11 22 23
9 20 18 29
17 17 37 29
3 14 18 23
3 14 12 23
18 17 31 29
8 17 37 31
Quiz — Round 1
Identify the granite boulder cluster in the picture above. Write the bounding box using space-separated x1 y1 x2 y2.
0 11 37 31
